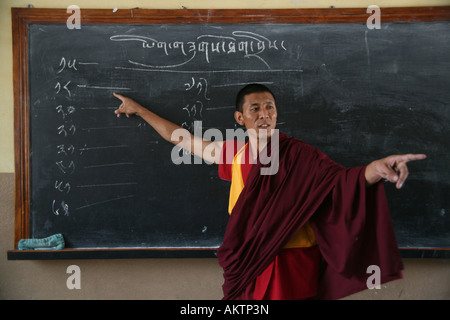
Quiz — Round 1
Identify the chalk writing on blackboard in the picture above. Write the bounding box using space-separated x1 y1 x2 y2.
49 52 140 218
44 29 301 219
110 31 287 68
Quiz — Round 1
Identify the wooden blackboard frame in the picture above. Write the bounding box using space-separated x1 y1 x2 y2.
10 6 450 259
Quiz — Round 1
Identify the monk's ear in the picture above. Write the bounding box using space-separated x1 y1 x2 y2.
234 111 245 126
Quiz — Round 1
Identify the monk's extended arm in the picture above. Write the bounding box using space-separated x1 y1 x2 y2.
113 93 223 164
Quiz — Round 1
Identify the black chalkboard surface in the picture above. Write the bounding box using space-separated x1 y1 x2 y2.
13 8 450 258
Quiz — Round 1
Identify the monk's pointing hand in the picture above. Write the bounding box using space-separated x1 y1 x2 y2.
365 154 427 189
113 93 144 118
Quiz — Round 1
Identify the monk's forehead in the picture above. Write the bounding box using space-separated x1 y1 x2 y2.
243 92 275 105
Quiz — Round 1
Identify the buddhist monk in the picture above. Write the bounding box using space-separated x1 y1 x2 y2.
113 84 426 300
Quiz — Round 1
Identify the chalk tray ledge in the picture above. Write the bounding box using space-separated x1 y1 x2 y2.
7 247 219 260
7 247 450 260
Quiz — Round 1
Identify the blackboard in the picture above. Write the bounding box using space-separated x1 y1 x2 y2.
11 8 450 258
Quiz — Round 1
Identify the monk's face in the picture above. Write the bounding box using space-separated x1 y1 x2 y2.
234 91 278 140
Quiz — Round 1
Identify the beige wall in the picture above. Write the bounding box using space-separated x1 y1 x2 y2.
1 0 449 300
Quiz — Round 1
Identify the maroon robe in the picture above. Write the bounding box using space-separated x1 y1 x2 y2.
217 133 403 300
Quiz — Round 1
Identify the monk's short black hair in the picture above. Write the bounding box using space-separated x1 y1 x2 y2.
235 83 276 112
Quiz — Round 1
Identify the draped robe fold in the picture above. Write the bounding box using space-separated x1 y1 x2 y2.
217 133 403 300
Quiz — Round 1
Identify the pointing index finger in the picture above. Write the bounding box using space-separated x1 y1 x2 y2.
113 92 124 101
394 154 426 189
402 153 427 163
